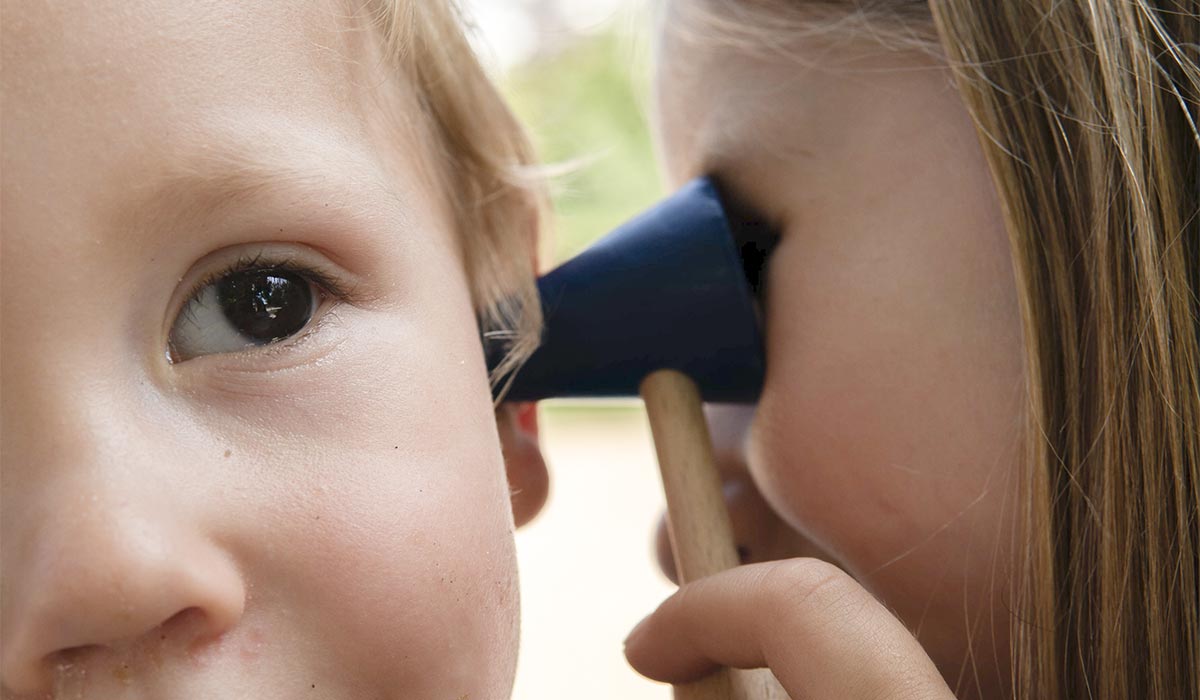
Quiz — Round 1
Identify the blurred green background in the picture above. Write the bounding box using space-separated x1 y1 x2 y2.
503 29 664 263
474 9 681 699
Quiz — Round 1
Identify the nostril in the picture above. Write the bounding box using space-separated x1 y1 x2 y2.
52 644 98 665
3 519 246 695
158 606 236 664
161 606 205 634
1 637 95 696
19 607 221 695
23 644 100 699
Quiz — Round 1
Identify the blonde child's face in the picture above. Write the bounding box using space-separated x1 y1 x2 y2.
1 1 526 697
655 6 1025 694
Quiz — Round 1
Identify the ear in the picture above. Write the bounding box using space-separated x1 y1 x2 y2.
497 402 549 527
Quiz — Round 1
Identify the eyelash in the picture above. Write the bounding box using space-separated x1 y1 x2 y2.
184 251 354 303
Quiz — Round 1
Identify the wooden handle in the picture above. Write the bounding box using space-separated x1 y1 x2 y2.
641 370 740 581
640 370 789 700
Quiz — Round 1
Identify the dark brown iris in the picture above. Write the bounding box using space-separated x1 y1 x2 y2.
216 269 314 343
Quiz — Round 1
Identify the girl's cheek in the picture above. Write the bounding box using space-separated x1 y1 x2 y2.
744 389 848 556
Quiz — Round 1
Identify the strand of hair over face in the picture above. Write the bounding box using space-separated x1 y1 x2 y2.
362 0 549 398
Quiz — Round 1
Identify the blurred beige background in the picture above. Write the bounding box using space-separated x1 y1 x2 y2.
512 406 673 699
462 3 677 697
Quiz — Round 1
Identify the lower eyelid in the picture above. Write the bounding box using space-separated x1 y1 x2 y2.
175 303 352 381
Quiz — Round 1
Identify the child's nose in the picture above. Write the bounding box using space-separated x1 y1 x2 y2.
0 500 246 694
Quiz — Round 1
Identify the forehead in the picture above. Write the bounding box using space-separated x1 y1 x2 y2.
5 0 373 116
653 10 949 192
3 0 402 217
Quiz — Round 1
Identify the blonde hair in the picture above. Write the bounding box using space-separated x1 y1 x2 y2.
364 0 545 389
669 0 1200 697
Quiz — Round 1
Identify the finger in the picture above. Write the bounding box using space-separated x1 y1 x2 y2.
624 559 953 699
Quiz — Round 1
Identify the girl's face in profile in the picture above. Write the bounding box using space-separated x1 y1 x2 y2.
2 1 528 697
653 2 1026 695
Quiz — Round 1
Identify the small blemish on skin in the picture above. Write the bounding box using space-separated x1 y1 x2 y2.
224 449 232 458
112 662 132 685
240 626 266 663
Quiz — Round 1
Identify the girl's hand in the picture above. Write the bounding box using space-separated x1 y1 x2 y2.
624 559 956 699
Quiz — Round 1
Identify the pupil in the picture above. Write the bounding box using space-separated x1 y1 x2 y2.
216 269 314 344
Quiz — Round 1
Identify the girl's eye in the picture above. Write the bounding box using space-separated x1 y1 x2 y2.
169 267 320 362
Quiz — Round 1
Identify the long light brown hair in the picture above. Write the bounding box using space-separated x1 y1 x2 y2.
668 0 1200 696
929 1 1200 697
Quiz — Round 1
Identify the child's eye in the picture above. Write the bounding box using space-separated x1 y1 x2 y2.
168 266 324 362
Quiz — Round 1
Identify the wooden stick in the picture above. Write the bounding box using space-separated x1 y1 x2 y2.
640 369 789 700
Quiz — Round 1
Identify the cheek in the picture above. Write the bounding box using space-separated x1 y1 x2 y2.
745 207 1026 673
272 459 519 696
745 176 1025 594
187 254 518 695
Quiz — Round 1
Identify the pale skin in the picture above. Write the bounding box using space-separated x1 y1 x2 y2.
622 3 1027 699
1 1 1027 698
1 1 546 698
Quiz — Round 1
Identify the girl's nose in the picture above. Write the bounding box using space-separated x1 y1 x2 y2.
0 506 246 694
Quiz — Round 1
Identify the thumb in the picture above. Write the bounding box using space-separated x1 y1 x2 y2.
623 559 954 699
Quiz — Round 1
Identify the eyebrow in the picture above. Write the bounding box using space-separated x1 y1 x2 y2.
112 129 406 249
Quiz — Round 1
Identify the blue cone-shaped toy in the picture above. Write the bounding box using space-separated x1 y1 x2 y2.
487 177 776 403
